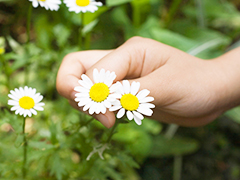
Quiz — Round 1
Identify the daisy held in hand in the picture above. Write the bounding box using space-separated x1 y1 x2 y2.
29 0 61 11
110 80 155 125
74 68 119 115
64 0 103 13
8 86 45 117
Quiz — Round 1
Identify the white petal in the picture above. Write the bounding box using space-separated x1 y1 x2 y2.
10 90 21 99
109 105 122 112
34 95 43 103
103 100 111 108
78 80 91 89
81 74 93 86
30 108 37 115
8 94 19 101
139 96 154 103
8 100 19 106
36 102 45 107
139 103 155 109
74 86 89 93
133 111 144 120
11 106 20 111
137 107 153 116
136 89 150 100
95 103 101 114
34 106 44 111
77 98 91 107
117 108 125 118
75 92 89 98
126 111 133 120
89 102 97 115
83 101 94 111
133 116 142 125
32 0 39 8
130 81 140 95
93 68 99 83
99 103 106 114
99 69 105 83
110 82 122 93
122 80 130 94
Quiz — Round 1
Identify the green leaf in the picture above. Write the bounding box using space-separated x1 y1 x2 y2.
49 153 67 180
82 19 99 36
14 133 24 148
106 0 132 6
225 106 240 124
83 6 109 25
150 135 200 157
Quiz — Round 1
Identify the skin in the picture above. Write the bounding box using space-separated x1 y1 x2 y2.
56 36 240 128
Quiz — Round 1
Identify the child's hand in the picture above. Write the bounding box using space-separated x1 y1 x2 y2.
56 37 240 128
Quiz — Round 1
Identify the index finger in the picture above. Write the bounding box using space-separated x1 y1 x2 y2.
56 50 112 100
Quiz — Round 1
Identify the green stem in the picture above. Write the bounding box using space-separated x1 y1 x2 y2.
173 155 182 180
132 3 141 28
84 32 91 50
164 124 179 140
81 117 94 127
22 117 28 179
194 0 205 29
165 0 182 27
27 4 32 44
25 4 32 86
79 12 84 50
0 55 11 90
106 120 119 144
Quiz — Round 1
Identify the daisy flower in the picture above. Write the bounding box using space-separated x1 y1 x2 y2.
64 0 103 13
8 86 45 117
110 80 155 125
74 68 119 115
29 0 61 11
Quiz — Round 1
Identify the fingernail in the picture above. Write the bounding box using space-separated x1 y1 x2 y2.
96 114 110 128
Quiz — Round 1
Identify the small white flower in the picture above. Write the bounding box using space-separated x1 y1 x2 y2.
64 0 102 13
110 80 155 125
29 0 61 11
74 68 119 115
8 86 45 117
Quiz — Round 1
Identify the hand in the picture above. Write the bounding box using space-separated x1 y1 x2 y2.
56 36 240 128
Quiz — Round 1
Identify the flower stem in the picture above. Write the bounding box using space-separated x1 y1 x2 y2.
173 155 182 180
0 55 11 90
106 120 119 144
79 12 84 50
26 4 32 44
22 117 28 178
164 124 179 140
25 4 32 86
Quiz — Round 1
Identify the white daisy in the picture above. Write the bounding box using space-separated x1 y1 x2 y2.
64 0 103 13
109 80 155 125
8 86 45 117
29 0 61 11
74 68 119 115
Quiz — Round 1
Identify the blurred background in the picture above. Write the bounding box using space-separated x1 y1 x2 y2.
0 0 240 179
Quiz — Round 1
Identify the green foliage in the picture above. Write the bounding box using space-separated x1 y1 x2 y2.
0 0 240 179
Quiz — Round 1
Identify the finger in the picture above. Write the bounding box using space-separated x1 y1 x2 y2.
56 50 112 100
84 36 173 81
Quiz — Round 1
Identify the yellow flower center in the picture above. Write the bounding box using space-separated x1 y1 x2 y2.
39 0 46 1
89 83 110 102
120 94 139 111
19 96 35 110
76 0 90 6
